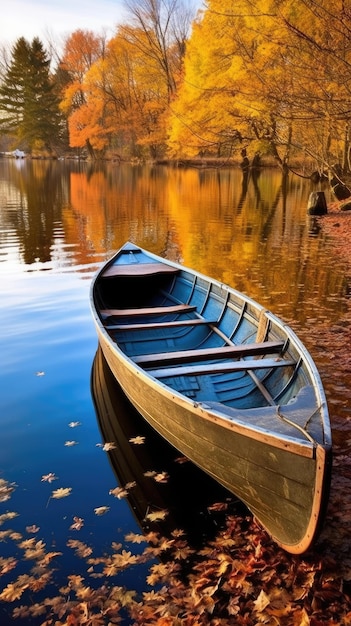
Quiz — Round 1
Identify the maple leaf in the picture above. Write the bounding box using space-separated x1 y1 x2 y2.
67 574 85 589
153 471 169 483
144 470 157 478
0 556 17 576
171 528 186 538
0 511 18 525
52 487 72 499
9 532 22 541
109 486 128 499
0 530 12 542
67 540 93 558
254 589 270 612
64 440 78 447
68 421 81 428
41 472 58 483
70 516 84 530
145 509 168 522
26 525 39 534
102 442 116 451
125 532 147 544
129 435 146 445
94 506 110 516
0 479 16 502
125 481 137 490
0 581 28 602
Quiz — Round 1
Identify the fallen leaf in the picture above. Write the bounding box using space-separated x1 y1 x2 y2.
94 506 110 516
129 436 146 445
26 525 39 534
41 473 58 483
70 516 84 531
145 509 168 522
52 487 72 499
102 442 116 451
68 421 81 428
254 589 270 612
64 441 78 447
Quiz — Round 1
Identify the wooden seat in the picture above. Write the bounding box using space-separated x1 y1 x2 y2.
102 262 178 278
100 304 197 318
147 357 296 379
105 318 218 331
133 341 285 367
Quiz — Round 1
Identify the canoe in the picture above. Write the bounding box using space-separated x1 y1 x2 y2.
90 241 332 554
91 346 242 544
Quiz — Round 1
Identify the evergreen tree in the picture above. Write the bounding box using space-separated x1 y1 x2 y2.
0 37 62 153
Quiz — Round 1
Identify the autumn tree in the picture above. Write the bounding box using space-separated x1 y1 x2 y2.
0 37 61 153
167 0 351 173
59 30 107 158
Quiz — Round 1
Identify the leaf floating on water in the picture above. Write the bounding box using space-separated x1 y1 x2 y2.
153 471 169 484
144 470 157 478
0 556 17 576
35 371 45 377
174 456 189 464
109 486 128 499
0 511 19 526
0 479 16 502
145 509 169 522
124 532 147 544
41 472 58 483
129 435 146 445
64 441 78 447
207 502 228 512
102 442 116 451
0 581 28 602
67 540 93 558
94 506 110 516
26 525 39 534
68 421 81 428
70 516 84 531
52 487 72 499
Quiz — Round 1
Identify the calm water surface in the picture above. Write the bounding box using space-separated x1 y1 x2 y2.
0 158 349 622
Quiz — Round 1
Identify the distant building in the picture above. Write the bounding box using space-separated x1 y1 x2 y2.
13 149 26 158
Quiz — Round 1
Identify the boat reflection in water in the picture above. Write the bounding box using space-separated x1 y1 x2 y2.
91 347 244 547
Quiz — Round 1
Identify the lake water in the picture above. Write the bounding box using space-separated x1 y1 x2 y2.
0 158 350 623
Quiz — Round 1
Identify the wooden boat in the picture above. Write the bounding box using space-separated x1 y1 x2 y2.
90 241 332 554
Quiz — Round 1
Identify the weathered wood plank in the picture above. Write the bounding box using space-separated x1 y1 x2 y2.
133 341 285 366
101 304 197 317
105 318 218 331
148 357 296 378
102 262 178 277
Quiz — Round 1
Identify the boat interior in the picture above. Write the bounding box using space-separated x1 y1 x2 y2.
93 248 312 416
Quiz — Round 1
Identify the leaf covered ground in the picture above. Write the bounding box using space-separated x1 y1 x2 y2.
1 208 351 625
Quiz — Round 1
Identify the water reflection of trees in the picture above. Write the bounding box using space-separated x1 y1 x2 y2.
0 160 346 326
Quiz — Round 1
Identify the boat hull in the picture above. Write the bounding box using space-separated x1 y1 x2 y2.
90 242 332 554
